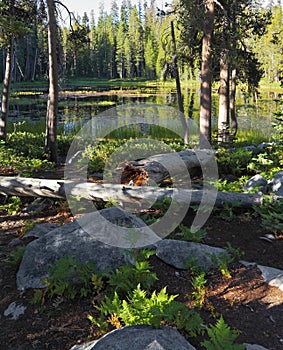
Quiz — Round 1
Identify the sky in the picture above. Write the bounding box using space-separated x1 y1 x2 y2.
61 1 273 24
62 0 170 21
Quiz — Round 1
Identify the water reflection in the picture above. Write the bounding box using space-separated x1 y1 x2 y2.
8 87 281 137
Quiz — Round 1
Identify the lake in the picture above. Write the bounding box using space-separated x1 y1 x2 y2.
8 85 282 140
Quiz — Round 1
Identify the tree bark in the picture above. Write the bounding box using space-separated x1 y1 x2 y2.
199 0 214 148
46 0 58 163
0 37 14 142
230 68 238 136
218 47 230 143
0 176 263 208
229 0 238 137
218 13 230 144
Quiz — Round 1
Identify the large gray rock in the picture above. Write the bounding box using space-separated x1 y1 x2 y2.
245 174 268 192
24 222 58 239
155 239 227 270
17 207 156 290
70 325 196 350
270 170 283 196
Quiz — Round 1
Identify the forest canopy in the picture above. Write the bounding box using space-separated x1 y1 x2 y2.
0 0 282 85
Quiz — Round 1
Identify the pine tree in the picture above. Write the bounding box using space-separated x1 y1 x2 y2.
144 35 157 78
128 6 144 77
0 0 34 141
254 4 283 83
116 5 128 78
144 1 158 79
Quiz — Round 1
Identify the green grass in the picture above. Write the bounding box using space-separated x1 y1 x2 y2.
234 129 270 146
2 76 282 95
259 80 283 93
2 115 278 177
3 77 197 95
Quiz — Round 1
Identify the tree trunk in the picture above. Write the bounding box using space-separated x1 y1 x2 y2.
32 48 38 81
218 13 230 144
229 0 238 137
218 47 230 143
0 37 14 142
0 176 263 208
46 0 58 163
170 20 188 144
24 35 31 81
199 0 214 148
230 68 238 136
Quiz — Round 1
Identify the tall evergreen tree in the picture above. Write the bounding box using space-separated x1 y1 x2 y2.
128 6 144 77
65 16 91 77
88 10 97 76
156 15 174 80
254 4 283 83
0 0 33 141
176 0 271 145
96 9 108 77
116 3 128 78
144 1 158 78
36 0 48 79
215 0 271 142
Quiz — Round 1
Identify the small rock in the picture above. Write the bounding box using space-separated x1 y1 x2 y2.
243 145 257 152
245 344 270 350
245 174 268 192
4 302 26 320
259 234 276 243
241 261 283 292
257 142 274 150
270 170 283 196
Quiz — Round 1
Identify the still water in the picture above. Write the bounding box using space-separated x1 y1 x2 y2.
8 86 282 139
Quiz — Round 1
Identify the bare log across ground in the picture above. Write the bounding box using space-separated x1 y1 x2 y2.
0 176 263 208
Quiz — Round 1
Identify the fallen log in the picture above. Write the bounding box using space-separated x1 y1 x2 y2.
111 149 216 184
0 176 263 208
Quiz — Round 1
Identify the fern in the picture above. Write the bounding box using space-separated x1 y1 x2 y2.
6 246 26 267
32 256 103 304
134 248 156 261
97 284 175 327
105 259 157 296
165 301 204 337
202 316 245 350
191 271 207 307
92 284 202 336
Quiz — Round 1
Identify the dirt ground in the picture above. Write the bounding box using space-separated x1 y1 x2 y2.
0 195 283 350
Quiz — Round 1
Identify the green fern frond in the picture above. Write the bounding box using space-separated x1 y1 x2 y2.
202 316 245 350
